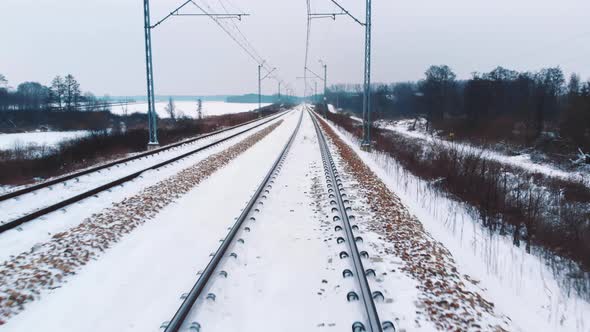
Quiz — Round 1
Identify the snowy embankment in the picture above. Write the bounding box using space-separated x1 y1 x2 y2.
324 116 590 332
0 130 90 151
111 101 272 119
373 117 590 188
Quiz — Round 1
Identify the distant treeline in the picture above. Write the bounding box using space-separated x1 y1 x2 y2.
327 65 590 150
0 73 110 112
226 93 299 104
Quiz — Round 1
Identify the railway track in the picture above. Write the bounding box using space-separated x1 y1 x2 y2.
161 109 304 332
161 108 393 332
309 109 393 332
0 111 289 234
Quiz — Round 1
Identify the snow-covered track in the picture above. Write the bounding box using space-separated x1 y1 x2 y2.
309 109 388 332
0 112 288 234
162 110 303 332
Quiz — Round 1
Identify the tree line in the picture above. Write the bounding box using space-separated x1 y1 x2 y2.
0 73 110 112
327 65 590 150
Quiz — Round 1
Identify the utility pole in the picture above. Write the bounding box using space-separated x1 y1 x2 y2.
258 64 262 115
323 63 327 98
143 0 254 146
361 0 372 150
143 0 158 148
312 1 372 150
315 81 318 104
319 60 328 118
258 63 276 117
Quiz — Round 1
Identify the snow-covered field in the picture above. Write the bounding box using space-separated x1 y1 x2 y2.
0 130 90 150
111 101 271 119
0 102 268 152
373 117 590 188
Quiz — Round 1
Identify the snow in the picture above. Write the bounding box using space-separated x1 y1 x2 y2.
0 108 416 331
110 101 272 119
372 117 590 188
3 105 587 331
0 130 90 150
324 118 590 332
182 110 364 331
0 113 287 263
327 104 337 114
0 110 300 332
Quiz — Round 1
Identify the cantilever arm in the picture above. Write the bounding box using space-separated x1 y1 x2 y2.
329 0 365 26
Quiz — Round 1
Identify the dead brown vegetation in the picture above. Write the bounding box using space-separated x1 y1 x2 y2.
325 111 590 293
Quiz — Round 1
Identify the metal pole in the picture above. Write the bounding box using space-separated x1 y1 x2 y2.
323 64 327 97
315 81 318 104
258 64 261 117
323 63 328 118
278 81 281 102
361 0 372 148
143 0 158 147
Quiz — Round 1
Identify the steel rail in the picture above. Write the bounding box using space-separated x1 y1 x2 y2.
309 108 383 332
0 110 284 203
164 110 303 332
0 111 290 234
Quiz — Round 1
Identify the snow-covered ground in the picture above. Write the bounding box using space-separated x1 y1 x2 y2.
0 102 269 152
111 101 272 119
373 117 590 188
324 117 590 332
0 130 90 151
183 110 365 330
3 105 588 331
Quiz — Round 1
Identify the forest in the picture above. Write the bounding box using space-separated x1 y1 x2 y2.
327 65 590 156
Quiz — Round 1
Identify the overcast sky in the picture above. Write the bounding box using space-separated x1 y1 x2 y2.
1 0 589 96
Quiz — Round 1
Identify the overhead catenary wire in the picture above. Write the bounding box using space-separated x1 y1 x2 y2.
152 0 287 91
304 0 312 99
196 0 287 86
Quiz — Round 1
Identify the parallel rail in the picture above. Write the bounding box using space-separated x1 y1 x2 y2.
0 111 289 234
163 110 304 332
309 109 386 332
0 111 283 202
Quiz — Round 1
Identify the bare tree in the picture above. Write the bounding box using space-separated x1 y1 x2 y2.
64 74 81 111
568 73 581 97
51 76 66 110
196 98 203 119
165 97 176 120
0 74 7 88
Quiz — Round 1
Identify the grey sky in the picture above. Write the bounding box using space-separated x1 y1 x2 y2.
1 0 589 96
